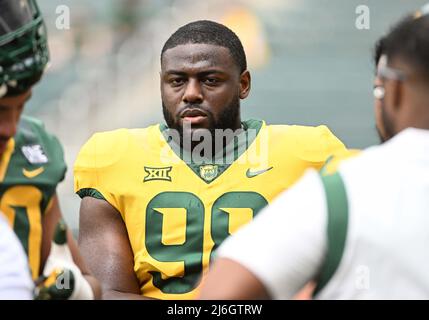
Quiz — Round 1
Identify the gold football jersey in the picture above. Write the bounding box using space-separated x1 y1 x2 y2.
74 119 346 299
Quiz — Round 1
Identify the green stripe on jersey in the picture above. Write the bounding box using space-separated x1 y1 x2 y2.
314 172 349 295
76 188 106 200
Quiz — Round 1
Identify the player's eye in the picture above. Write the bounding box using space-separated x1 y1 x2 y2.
169 78 185 87
202 78 219 86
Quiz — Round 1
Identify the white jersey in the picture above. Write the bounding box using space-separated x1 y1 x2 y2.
217 128 429 299
0 213 34 300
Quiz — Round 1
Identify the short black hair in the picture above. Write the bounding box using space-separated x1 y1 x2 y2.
382 14 429 80
161 20 247 73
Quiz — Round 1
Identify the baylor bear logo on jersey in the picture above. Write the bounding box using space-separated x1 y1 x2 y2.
199 165 219 182
144 166 172 182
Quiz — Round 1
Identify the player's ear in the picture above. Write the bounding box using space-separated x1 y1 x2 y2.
384 78 402 113
239 70 251 99
390 79 404 112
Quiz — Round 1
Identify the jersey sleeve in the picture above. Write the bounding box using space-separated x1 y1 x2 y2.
18 117 67 213
41 128 67 185
216 169 327 299
288 125 348 169
320 149 361 175
73 129 130 216
22 116 67 185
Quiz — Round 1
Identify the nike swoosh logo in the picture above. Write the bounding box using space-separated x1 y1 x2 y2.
246 167 273 178
22 167 45 179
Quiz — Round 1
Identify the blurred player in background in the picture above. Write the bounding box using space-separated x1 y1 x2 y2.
75 20 348 299
0 0 100 299
200 9 429 299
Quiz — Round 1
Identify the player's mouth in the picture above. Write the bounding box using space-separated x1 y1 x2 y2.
180 108 208 125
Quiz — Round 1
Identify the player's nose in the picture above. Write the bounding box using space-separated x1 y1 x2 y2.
0 115 19 140
183 78 203 104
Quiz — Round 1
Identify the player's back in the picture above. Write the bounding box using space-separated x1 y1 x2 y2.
317 128 429 299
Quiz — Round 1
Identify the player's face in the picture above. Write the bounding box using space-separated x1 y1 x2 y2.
160 43 250 135
0 90 31 156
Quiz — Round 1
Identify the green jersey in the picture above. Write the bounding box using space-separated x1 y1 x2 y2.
0 116 66 279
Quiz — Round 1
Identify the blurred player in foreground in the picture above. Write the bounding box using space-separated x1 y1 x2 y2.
0 213 34 299
200 9 429 300
0 0 100 299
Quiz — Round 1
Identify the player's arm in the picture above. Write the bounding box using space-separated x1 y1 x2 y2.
201 260 315 299
78 197 151 300
40 193 101 299
202 258 270 299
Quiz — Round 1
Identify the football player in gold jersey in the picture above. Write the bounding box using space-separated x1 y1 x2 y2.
75 20 348 299
0 0 100 299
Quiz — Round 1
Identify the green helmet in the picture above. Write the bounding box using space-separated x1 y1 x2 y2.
0 0 49 98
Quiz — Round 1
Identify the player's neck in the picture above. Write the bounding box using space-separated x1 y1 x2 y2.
173 123 245 160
